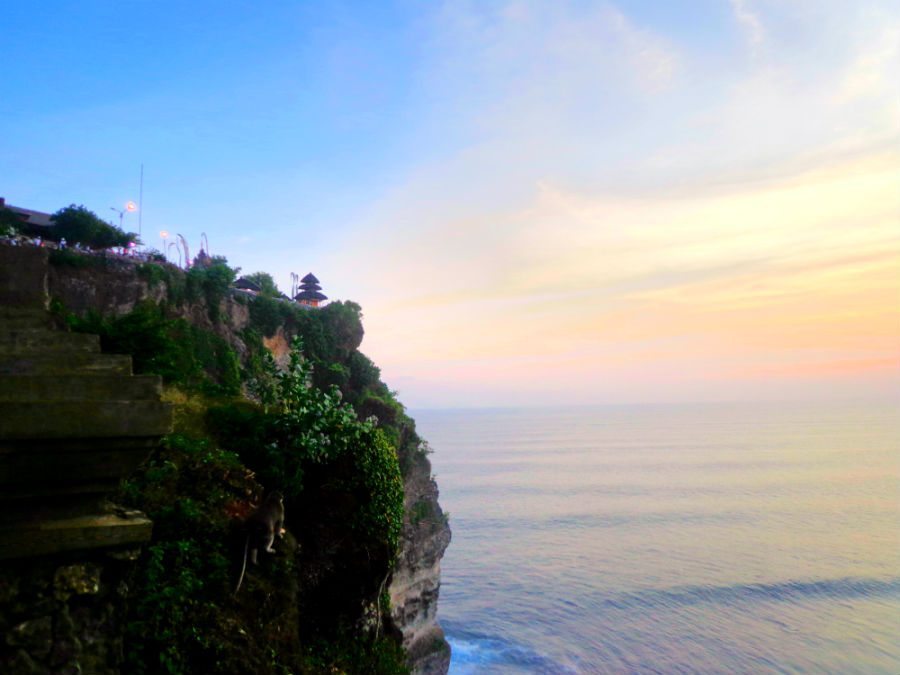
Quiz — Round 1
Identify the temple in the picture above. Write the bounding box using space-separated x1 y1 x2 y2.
294 272 327 308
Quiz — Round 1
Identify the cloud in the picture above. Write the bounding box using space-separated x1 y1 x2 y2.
729 0 765 52
835 17 900 103
333 0 900 406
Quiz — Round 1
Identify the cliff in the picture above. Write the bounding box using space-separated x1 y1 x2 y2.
1 246 451 674
390 450 453 673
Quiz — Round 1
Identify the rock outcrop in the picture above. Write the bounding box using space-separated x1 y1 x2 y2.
390 450 452 674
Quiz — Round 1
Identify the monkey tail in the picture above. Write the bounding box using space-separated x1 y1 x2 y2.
233 535 249 596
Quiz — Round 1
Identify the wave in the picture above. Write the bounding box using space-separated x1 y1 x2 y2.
446 628 580 674
452 510 754 533
595 576 900 612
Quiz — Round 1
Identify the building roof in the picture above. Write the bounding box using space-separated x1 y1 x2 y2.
234 277 262 292
300 272 319 284
294 290 328 301
4 204 54 228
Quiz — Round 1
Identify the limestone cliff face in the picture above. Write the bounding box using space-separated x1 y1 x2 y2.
45 254 452 672
261 326 293 369
390 451 452 674
46 257 251 341
47 257 168 317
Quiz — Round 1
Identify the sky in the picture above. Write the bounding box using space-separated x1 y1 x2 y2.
2 0 898 408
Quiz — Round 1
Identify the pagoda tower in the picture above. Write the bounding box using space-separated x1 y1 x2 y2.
294 272 327 308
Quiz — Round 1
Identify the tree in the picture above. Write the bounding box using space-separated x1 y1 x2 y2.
0 207 22 236
50 204 138 249
244 271 282 298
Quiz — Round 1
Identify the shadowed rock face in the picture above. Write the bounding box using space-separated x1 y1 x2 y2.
0 547 147 675
390 451 452 674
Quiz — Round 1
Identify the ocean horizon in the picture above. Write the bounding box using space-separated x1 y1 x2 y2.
415 401 900 674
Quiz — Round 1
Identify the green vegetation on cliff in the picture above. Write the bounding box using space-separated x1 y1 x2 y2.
64 300 242 396
53 256 418 674
243 271 283 298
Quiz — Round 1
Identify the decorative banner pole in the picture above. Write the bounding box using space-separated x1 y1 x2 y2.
168 242 181 267
177 234 190 269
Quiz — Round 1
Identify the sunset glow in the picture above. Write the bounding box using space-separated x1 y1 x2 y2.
3 1 898 407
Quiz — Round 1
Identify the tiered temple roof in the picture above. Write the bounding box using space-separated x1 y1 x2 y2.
293 272 327 306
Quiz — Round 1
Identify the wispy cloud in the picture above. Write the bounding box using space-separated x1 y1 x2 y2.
329 0 900 406
729 0 765 53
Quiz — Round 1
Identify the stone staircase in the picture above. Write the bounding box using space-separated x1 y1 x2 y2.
0 246 171 559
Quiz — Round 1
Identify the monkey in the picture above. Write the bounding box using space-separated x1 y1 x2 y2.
233 491 285 595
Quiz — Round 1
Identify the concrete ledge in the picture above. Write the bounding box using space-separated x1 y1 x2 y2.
0 401 172 439
0 309 54 329
0 352 132 376
0 374 162 402
0 510 153 560
0 330 100 353
0 448 152 492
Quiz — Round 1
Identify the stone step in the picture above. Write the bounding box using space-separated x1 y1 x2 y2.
0 437 160 507
0 352 132 376
0 330 100 353
0 510 153 560
0 401 172 439
0 446 152 492
0 309 54 329
0 374 162 402
0 475 121 503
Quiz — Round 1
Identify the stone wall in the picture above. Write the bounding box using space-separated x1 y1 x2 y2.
0 540 143 674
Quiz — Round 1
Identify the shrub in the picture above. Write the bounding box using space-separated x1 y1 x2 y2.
136 261 171 287
243 271 282 298
186 256 239 322
50 204 138 249
209 337 404 555
66 301 241 395
248 294 295 337
121 435 255 675
48 248 108 269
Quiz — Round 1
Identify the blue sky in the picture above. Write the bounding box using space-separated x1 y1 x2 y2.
2 1 898 407
3 3 424 240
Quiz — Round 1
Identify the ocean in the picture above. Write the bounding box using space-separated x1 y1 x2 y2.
414 402 900 674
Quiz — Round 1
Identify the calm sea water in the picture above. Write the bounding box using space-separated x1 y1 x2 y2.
414 403 900 674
